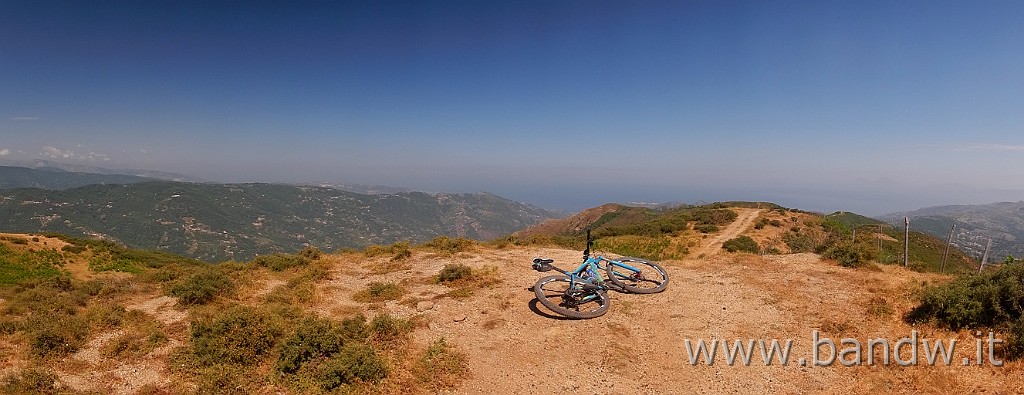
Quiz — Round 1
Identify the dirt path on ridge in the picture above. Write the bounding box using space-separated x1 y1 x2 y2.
692 208 762 257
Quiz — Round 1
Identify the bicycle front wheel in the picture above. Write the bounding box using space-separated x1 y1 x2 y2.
533 275 610 319
606 257 668 294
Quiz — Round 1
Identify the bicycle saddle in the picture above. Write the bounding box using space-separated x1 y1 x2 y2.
532 257 554 272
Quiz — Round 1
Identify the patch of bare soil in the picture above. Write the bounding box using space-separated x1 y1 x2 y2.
128 295 187 326
54 294 188 394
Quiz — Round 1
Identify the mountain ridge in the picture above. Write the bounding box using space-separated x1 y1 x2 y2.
0 165 159 190
880 201 1024 260
0 181 556 261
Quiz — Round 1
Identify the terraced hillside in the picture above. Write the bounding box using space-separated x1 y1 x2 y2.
0 181 555 261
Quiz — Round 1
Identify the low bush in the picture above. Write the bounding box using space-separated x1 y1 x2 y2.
298 246 323 261
906 264 1024 359
364 241 413 261
369 313 413 344
83 302 129 329
0 318 21 335
436 264 473 283
1 368 60 394
314 342 387 390
339 313 370 341
783 231 816 253
1007 318 1024 359
169 270 235 305
0 246 65 285
88 256 142 274
189 306 283 366
194 364 258 395
694 224 718 234
25 313 89 357
823 243 869 268
352 282 405 303
413 337 467 391
277 317 346 374
252 253 309 272
61 244 87 254
594 235 687 261
421 236 475 256
722 236 759 253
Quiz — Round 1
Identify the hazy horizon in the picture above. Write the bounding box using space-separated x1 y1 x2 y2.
3 1 1023 217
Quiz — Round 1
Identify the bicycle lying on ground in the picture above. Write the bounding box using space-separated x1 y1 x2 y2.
531 228 669 319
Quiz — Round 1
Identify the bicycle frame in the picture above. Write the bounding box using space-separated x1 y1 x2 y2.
564 255 643 291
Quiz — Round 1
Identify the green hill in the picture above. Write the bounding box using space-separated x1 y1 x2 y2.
881 202 1024 261
519 201 978 273
822 212 977 274
0 181 556 261
0 165 156 190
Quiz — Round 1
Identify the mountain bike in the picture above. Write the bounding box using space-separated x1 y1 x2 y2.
531 228 669 319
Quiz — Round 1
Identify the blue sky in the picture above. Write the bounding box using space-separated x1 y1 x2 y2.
2 1 1023 215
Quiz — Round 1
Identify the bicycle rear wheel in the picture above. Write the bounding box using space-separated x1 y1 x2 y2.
606 257 668 294
533 275 610 319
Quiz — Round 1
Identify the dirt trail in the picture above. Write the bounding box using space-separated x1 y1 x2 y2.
693 208 762 257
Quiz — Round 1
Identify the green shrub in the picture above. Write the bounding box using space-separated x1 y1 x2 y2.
83 302 129 329
0 318 21 335
907 264 1024 360
414 337 467 391
352 282 405 303
25 313 89 357
783 231 816 253
436 264 473 283
195 364 258 395
694 224 718 233
722 236 759 253
189 306 283 366
391 247 412 261
594 235 687 261
88 256 142 274
102 332 144 358
823 243 865 268
169 270 234 305
1007 318 1024 360
339 314 370 341
299 246 323 261
369 313 413 344
1 368 60 394
315 342 387 390
4 277 85 317
421 236 475 256
0 247 65 285
277 317 346 374
61 244 87 254
252 253 309 271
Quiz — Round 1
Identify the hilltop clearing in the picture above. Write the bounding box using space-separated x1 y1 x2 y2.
0 209 1018 394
